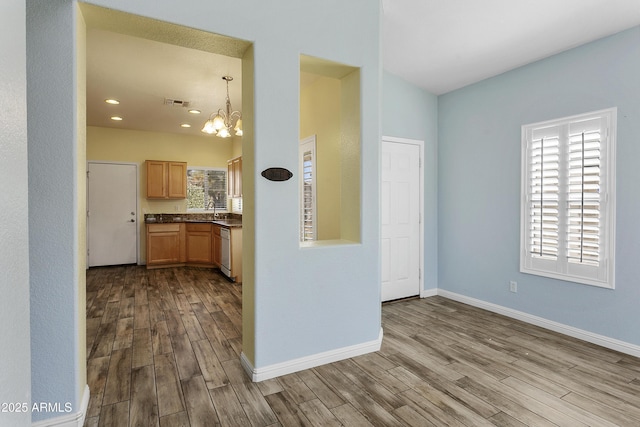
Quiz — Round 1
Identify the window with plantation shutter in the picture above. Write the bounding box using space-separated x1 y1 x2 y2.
520 108 616 289
300 136 317 242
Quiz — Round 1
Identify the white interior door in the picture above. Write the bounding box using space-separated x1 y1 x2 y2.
381 139 422 301
88 162 138 267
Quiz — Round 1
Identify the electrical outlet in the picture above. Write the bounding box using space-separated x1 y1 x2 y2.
510 281 518 293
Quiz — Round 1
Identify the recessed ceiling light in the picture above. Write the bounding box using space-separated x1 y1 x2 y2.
180 123 191 128
105 99 120 105
110 116 123 121
188 109 201 114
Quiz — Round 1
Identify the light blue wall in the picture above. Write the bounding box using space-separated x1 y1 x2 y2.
0 1 32 426
382 71 439 292
27 1 81 421
25 0 381 420
438 26 640 345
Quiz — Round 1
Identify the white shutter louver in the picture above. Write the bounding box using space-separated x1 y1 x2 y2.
302 149 314 241
567 125 601 266
299 136 317 242
529 135 560 260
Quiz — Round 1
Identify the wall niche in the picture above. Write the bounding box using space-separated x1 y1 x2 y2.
299 54 361 244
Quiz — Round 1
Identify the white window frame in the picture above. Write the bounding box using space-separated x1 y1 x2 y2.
300 135 317 242
520 108 616 289
186 167 228 212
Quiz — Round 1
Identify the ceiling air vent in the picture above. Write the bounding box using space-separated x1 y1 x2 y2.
164 98 191 108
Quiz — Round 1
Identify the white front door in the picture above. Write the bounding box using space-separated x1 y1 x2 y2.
381 138 422 301
88 162 138 267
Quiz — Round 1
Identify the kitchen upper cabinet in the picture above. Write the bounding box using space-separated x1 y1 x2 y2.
185 223 213 264
167 162 187 198
146 160 187 199
227 156 242 198
146 223 185 266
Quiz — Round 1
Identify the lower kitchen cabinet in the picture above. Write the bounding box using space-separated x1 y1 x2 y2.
213 225 222 267
185 223 213 264
146 223 185 266
146 222 241 280
228 227 242 283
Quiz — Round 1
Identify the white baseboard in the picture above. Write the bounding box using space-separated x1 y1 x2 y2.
32 384 89 427
420 287 438 298
437 290 640 358
241 328 384 382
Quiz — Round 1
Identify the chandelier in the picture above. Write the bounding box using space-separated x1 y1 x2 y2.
201 75 243 138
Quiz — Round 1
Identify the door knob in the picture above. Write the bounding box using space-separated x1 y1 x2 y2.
130 219 135 222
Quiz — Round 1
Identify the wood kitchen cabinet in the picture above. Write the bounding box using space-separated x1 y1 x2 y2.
229 227 243 283
146 223 185 267
227 156 242 198
212 225 222 267
146 160 187 199
185 223 213 264
146 221 240 277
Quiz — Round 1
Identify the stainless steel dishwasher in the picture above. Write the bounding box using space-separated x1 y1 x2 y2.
220 227 231 278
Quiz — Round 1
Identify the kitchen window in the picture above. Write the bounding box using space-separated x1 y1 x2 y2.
520 108 616 289
187 167 227 211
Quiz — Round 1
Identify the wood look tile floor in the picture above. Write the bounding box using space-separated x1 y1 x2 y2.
85 265 640 426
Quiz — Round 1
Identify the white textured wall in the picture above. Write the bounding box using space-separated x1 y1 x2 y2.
0 0 32 426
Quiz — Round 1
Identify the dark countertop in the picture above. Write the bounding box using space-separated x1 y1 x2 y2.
144 213 242 228
146 219 242 228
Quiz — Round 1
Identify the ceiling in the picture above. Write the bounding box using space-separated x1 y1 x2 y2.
86 28 244 138
383 0 640 95
86 1 640 136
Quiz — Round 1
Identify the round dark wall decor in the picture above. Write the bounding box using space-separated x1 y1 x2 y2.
261 167 293 182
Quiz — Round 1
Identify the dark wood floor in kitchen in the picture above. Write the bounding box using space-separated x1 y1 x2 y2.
84 265 640 427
